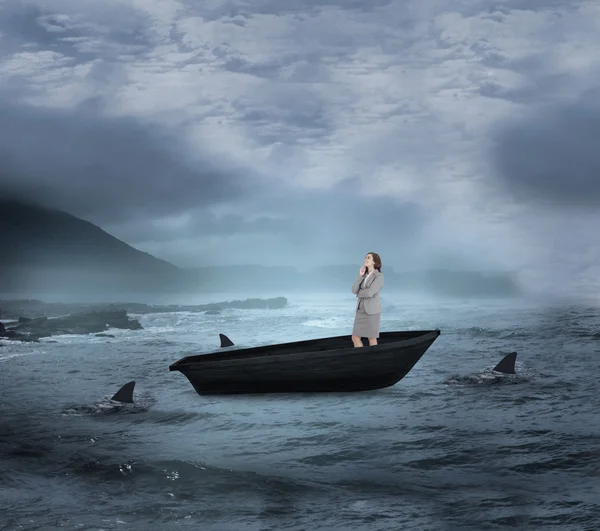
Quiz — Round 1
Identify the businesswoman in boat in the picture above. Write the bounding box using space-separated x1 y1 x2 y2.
351 252 384 347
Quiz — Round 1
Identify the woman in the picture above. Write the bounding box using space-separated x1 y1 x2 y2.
351 252 384 347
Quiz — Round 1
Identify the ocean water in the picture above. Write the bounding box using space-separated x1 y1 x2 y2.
1 293 600 531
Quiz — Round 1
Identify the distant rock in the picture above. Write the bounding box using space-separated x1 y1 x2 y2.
0 297 289 342
0 297 288 320
0 310 142 342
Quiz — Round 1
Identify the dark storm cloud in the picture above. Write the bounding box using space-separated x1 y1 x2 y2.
0 1 85 59
490 95 600 209
233 85 333 144
0 0 153 61
0 96 255 224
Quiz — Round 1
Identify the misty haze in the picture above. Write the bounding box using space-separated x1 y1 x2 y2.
0 198 521 303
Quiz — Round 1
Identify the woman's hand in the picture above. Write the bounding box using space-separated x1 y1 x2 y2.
359 266 366 276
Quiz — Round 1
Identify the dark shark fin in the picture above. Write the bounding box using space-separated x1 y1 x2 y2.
492 352 517 374
219 333 234 347
110 381 135 403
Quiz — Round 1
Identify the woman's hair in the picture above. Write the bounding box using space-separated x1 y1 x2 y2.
367 252 382 273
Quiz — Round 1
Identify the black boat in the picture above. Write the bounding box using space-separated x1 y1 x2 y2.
169 329 441 395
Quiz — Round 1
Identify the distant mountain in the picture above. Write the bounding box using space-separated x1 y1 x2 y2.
0 198 179 296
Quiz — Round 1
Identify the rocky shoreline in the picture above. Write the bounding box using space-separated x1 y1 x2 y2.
0 297 288 343
0 310 142 342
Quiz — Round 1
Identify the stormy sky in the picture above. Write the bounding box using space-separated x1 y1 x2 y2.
1 0 599 294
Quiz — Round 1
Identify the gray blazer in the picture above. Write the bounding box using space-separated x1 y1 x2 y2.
352 270 384 314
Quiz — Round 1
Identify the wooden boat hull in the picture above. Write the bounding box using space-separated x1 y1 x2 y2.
169 330 441 395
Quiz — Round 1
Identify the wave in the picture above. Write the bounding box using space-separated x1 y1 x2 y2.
301 317 349 329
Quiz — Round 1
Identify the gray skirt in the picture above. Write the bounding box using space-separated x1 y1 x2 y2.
352 303 381 338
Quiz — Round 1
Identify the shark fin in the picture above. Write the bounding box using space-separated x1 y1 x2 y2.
219 333 234 347
492 352 517 374
110 381 135 403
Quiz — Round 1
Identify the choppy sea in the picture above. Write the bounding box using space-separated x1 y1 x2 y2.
1 293 600 531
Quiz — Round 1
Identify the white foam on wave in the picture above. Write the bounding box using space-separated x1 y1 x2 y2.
0 351 33 362
0 343 49 362
301 316 349 329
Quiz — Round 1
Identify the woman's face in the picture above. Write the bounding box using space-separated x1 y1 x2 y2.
364 254 374 268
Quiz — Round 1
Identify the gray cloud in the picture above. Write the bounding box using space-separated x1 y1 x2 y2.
0 96 255 224
194 0 396 21
233 85 333 144
490 94 600 209
0 2 86 59
0 0 153 61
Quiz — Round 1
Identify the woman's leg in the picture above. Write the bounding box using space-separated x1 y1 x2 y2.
367 312 380 346
352 335 363 347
